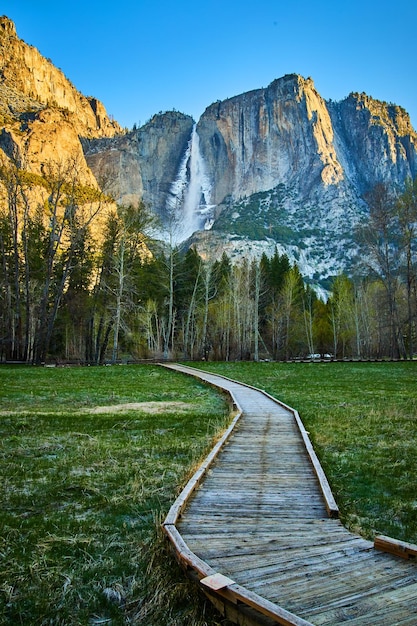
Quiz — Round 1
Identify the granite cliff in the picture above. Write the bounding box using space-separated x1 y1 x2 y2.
1 15 416 287
196 75 416 202
84 112 194 214
84 73 417 285
191 76 417 283
0 16 121 183
197 75 344 204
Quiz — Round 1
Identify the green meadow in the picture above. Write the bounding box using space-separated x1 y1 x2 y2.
0 364 230 625
1 361 416 625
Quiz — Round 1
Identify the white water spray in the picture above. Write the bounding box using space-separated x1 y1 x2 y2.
166 124 215 242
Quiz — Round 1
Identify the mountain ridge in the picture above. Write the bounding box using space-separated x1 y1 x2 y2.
1 16 416 288
84 73 416 285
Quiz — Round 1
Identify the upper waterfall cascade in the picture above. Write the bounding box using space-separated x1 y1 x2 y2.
166 124 215 242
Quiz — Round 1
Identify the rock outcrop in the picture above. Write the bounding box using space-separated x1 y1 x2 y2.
197 75 345 204
0 16 121 183
186 76 417 281
328 93 417 192
84 111 194 215
196 74 416 204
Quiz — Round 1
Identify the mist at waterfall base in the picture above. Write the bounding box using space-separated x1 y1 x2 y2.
166 125 215 243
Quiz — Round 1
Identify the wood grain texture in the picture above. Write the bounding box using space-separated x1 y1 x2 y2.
162 364 417 625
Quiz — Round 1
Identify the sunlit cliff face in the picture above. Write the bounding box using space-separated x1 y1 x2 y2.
197 74 345 204
0 16 121 139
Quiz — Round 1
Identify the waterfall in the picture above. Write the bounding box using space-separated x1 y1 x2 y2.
166 124 215 242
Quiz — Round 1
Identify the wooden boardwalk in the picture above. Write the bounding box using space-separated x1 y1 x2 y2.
162 363 417 625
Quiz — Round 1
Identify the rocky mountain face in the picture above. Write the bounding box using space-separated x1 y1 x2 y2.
197 76 416 203
85 73 417 286
1 15 416 288
194 77 417 284
84 112 194 215
0 16 121 183
197 75 344 203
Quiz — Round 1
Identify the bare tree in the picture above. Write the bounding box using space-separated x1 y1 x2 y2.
357 183 405 359
280 266 304 360
396 177 417 359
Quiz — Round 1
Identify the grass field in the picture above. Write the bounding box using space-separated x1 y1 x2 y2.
189 360 417 544
0 364 231 626
1 361 416 625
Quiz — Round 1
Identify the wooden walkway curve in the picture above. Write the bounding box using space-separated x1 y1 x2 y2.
162 363 417 625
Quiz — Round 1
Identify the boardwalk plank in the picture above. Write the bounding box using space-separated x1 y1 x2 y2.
162 363 417 626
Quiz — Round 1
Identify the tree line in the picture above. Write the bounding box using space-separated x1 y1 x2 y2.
0 158 416 364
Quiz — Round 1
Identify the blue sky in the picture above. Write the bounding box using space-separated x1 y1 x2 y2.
3 0 416 131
